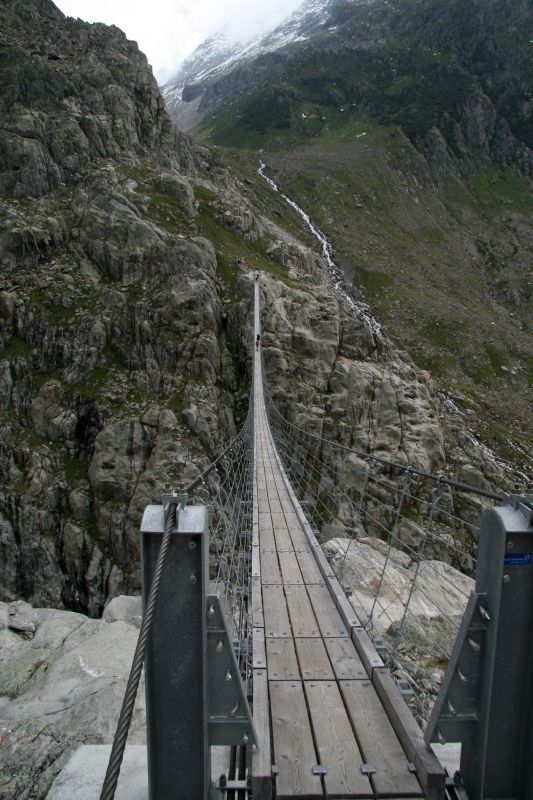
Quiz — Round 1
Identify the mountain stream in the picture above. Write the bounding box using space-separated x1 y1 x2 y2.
258 161 382 335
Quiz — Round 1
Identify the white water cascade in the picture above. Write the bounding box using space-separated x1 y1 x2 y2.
258 160 383 336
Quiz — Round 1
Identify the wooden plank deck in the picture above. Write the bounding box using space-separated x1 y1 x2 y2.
250 279 438 799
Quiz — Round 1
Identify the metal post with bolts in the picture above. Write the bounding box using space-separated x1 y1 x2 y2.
141 492 210 800
426 496 533 800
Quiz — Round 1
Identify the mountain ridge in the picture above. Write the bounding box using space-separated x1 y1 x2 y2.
165 0 533 176
162 0 346 129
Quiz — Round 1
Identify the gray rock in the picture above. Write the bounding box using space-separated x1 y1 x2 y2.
0 599 146 800
47 745 148 800
102 595 142 624
154 172 196 216
76 191 167 285
30 382 77 441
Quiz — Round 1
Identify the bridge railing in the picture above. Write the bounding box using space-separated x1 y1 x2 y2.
262 381 506 723
197 409 255 689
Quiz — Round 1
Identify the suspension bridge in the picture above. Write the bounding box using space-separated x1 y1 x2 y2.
90 275 532 800
250 278 434 799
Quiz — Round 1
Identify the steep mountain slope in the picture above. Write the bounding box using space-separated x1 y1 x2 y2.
2 0 501 624
174 0 532 167
166 0 533 468
162 0 339 128
0 3 527 796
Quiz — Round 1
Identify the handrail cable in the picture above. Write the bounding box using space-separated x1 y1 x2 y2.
264 384 505 501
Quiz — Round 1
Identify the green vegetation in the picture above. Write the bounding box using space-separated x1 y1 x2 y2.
470 344 513 386
195 195 301 292
200 34 475 149
469 166 533 214
477 421 530 467
1 335 33 359
29 290 77 325
145 190 189 234
63 454 89 485
419 318 467 350
356 267 393 295
116 164 154 184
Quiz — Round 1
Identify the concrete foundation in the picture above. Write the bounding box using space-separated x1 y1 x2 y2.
47 745 232 799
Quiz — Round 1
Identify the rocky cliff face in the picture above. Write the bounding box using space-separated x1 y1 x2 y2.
0 0 247 614
169 0 532 475
0 596 146 800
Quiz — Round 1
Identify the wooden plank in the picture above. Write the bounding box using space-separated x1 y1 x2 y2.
335 591 363 631
292 540 313 553
262 585 292 638
285 516 306 535
260 530 277 552
274 526 295 551
261 550 282 585
252 544 261 578
266 638 300 680
294 638 334 680
306 585 348 637
270 510 286 528
312 546 336 578
253 627 267 670
252 524 259 548
284 586 320 637
259 510 274 529
339 680 423 797
278 550 304 585
279 498 296 516
251 576 264 629
372 668 446 800
296 550 325 584
269 681 323 799
288 529 313 552
251 669 272 800
305 681 373 798
324 638 367 680
351 627 384 674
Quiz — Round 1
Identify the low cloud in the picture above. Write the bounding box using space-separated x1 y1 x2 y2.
55 0 304 83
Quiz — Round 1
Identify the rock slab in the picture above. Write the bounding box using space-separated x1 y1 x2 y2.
47 745 148 800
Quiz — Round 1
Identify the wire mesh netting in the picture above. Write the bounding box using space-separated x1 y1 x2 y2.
262 380 505 721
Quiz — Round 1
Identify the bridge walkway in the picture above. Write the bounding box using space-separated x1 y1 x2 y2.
250 279 424 799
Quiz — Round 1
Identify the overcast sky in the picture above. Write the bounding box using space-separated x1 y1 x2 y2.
55 0 304 84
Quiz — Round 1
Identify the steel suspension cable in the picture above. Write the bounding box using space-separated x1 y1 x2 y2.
263 382 505 501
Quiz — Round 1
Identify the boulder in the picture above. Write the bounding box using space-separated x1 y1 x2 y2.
0 599 145 800
154 172 196 216
326 536 473 634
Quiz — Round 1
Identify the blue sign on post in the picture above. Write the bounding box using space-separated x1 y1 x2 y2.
504 553 532 566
